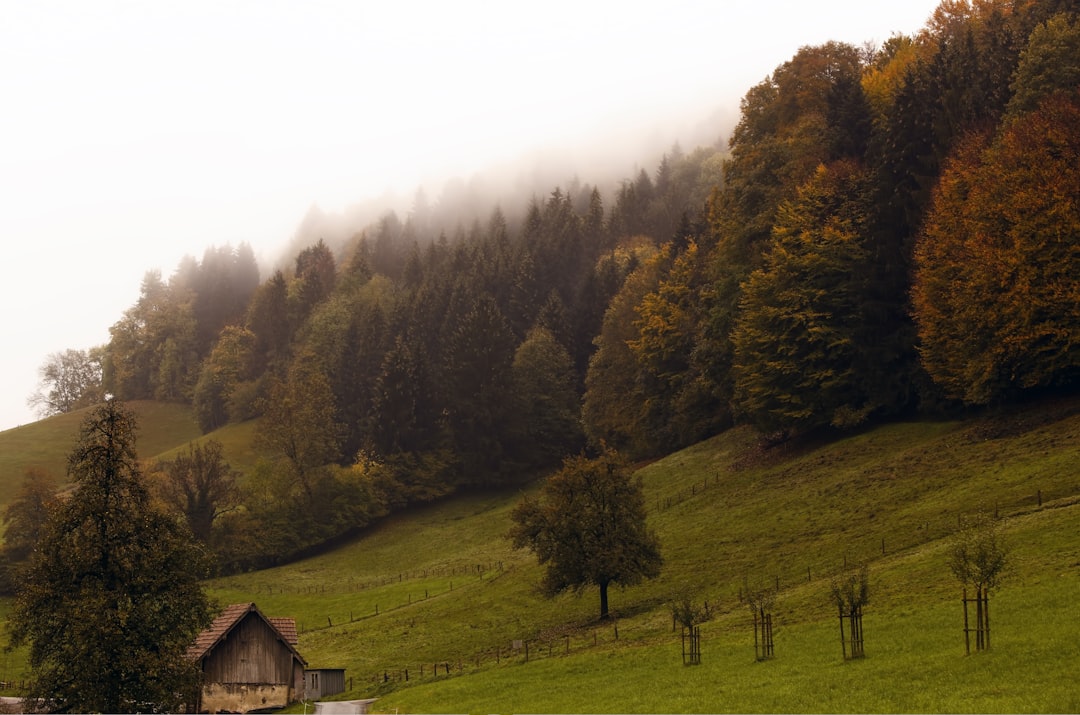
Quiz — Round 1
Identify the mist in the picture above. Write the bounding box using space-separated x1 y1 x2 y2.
0 0 943 431
282 100 738 264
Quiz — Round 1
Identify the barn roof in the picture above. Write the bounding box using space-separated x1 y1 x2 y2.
269 617 298 645
188 602 305 664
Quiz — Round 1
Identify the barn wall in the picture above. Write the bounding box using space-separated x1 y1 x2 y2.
202 614 294 685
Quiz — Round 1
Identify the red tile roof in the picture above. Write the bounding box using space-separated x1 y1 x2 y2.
269 617 299 645
188 602 303 662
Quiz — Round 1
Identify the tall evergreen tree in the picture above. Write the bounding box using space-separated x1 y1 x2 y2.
10 400 211 713
731 160 878 433
442 294 517 481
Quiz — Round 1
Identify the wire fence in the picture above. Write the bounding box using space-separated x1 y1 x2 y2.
367 621 630 687
286 562 506 634
261 562 505 598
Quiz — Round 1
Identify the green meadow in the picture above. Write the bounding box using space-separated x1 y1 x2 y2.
2 397 1080 712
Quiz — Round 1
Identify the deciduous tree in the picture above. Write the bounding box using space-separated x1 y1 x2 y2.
582 248 660 458
0 469 58 593
256 353 343 503
508 326 583 466
1006 13 1080 120
913 92 1080 403
509 448 662 620
27 348 105 418
731 160 878 433
150 439 241 544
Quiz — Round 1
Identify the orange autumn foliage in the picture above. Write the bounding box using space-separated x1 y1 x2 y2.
913 90 1080 403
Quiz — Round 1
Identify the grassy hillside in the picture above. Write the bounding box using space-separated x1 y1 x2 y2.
2 397 1078 711
199 397 1080 713
0 401 202 509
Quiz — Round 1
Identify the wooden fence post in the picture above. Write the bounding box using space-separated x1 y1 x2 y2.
963 588 970 655
838 602 847 660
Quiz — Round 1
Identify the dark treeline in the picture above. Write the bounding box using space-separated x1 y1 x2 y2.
25 0 1080 572
80 137 726 570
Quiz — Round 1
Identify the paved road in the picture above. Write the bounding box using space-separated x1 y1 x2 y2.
314 698 378 714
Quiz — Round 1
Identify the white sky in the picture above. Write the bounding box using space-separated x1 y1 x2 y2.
0 0 941 432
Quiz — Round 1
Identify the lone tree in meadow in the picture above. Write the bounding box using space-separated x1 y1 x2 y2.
509 447 662 620
9 399 213 713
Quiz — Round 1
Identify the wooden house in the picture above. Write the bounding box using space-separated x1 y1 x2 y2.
188 602 307 713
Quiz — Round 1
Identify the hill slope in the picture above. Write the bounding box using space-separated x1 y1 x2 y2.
200 397 1080 712
0 401 202 509
1 398 1078 710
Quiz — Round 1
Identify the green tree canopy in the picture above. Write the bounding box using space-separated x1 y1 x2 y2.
731 160 877 433
0 469 58 594
150 439 241 545
509 448 662 619
1007 13 1080 120
256 354 343 503
581 247 660 458
949 512 1008 592
508 326 583 466
9 400 212 713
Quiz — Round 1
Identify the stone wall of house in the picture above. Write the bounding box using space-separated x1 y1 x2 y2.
200 682 294 713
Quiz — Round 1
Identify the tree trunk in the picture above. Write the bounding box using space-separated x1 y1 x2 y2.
599 581 610 620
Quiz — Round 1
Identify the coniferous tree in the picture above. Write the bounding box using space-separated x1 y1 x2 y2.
10 400 211 713
246 269 291 373
731 160 877 433
442 294 517 481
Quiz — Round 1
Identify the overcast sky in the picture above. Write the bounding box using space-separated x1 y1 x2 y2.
0 0 942 433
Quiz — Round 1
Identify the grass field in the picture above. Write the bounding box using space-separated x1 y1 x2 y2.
2 396 1079 712
215 398 1080 713
0 401 202 506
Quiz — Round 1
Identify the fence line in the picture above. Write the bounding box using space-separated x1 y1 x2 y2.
654 483 1076 594
291 562 508 634
369 623 629 687
253 561 505 598
653 479 1074 518
204 483 1075 690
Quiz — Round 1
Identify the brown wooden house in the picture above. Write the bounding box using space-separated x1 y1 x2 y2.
188 602 307 713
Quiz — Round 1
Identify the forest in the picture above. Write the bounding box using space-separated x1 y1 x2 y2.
21 0 1080 573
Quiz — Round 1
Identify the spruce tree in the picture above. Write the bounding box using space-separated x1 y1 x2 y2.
10 399 212 713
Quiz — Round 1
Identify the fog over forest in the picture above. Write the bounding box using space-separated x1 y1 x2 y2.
0 1 943 431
